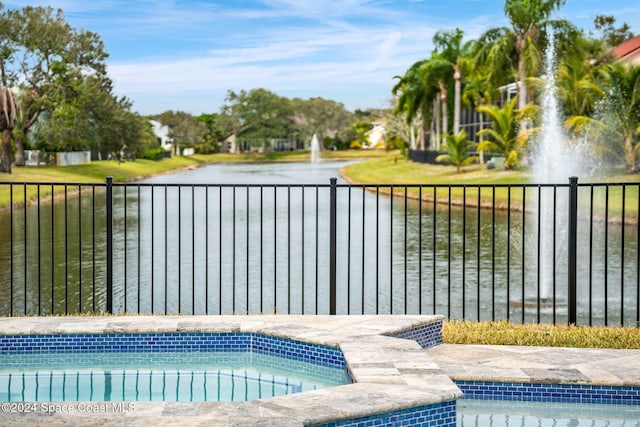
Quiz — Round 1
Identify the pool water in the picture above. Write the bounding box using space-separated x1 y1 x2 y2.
0 351 350 402
458 399 640 426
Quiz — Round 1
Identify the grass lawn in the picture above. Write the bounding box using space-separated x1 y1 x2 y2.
444 319 640 349
0 150 385 209
341 153 640 219
2 150 639 343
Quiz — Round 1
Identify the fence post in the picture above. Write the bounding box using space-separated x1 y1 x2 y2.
329 178 337 315
106 176 113 314
568 176 578 324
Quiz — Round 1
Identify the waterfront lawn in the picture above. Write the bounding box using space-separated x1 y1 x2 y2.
444 319 640 349
341 153 640 219
0 150 384 208
0 157 208 208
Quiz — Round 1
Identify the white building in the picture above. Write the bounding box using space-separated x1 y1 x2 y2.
149 120 173 152
365 118 386 149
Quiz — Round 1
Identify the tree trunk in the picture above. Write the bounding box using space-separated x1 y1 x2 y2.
440 88 448 149
410 127 417 150
478 106 485 163
433 96 440 151
0 87 17 173
626 137 637 173
1 129 11 173
517 54 528 111
14 134 24 166
453 66 461 135
15 113 39 168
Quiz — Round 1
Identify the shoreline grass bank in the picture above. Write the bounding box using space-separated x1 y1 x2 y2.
340 153 640 221
0 150 386 209
443 319 640 348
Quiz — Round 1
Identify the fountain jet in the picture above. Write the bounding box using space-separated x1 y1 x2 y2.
310 134 320 163
532 33 591 301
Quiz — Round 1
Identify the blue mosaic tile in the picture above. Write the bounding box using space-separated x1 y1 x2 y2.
387 320 442 349
312 400 456 427
0 332 346 372
457 380 640 405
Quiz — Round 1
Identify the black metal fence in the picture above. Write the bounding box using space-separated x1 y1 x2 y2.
1 177 639 326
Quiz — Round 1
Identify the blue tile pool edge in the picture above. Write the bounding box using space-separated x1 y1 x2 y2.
387 320 443 349
456 380 640 405
0 332 347 372
311 400 457 427
0 319 462 426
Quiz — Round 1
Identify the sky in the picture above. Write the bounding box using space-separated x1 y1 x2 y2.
5 1 640 116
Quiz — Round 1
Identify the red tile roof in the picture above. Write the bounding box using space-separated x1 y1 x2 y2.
612 35 640 59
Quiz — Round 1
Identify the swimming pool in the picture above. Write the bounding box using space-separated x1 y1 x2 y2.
0 351 350 402
457 380 640 426
0 315 461 426
458 399 640 426
0 331 350 402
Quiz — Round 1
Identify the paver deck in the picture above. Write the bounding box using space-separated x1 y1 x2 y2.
0 315 457 426
1 315 638 426
426 343 640 386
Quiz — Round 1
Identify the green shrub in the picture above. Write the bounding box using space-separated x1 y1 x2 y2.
140 147 167 160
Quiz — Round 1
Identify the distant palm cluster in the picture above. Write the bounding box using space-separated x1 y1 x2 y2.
392 0 640 174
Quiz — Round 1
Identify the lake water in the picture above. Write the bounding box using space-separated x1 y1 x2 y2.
0 160 637 324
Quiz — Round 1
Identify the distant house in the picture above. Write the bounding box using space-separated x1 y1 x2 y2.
220 133 304 153
149 120 173 152
221 133 237 153
365 118 386 149
612 35 640 66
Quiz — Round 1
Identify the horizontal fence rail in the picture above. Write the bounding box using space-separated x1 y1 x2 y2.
1 177 639 326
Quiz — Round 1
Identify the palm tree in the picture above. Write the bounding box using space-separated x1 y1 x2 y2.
436 131 478 173
432 29 476 135
392 59 434 150
393 29 475 151
476 97 526 169
0 87 18 173
474 0 574 111
566 63 640 172
556 57 603 118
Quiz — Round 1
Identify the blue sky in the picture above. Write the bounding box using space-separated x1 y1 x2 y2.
6 1 640 115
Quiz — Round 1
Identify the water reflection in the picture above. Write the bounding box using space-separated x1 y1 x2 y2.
0 162 637 324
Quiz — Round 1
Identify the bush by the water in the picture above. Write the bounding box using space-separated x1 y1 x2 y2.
141 147 170 160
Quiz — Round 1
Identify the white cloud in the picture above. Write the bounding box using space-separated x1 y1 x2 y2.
12 0 637 114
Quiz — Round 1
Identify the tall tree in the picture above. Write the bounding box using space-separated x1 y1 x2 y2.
152 111 204 155
223 89 293 151
432 29 475 135
196 113 225 154
0 87 17 172
594 15 634 48
393 29 475 151
0 5 20 172
474 0 574 112
34 75 147 160
1 4 108 167
392 59 437 150
290 97 354 145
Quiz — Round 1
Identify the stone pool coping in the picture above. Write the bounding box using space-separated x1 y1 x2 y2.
0 315 460 426
427 343 640 386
